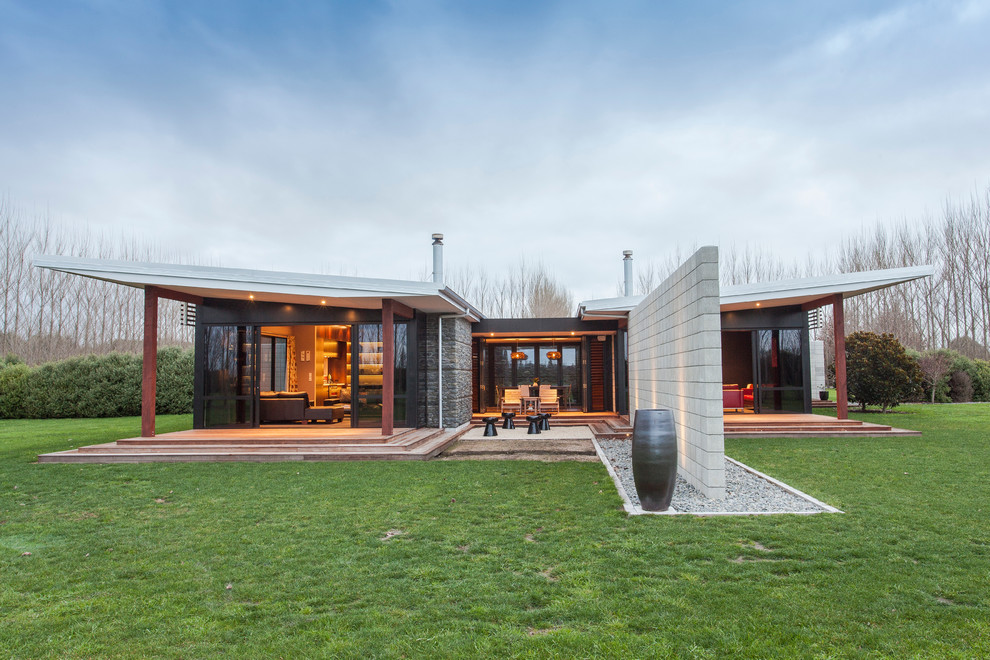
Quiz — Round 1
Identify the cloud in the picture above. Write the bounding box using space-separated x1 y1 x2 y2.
1 1 989 305
954 0 990 23
817 6 914 58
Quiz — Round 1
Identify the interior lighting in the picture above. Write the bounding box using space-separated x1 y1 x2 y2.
546 350 562 360
510 351 526 360
249 294 255 300
321 300 327 305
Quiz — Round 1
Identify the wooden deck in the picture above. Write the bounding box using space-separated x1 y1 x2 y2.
38 425 470 463
723 413 920 437
37 411 919 465
473 412 920 439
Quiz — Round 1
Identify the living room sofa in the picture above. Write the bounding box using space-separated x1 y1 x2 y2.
259 391 345 424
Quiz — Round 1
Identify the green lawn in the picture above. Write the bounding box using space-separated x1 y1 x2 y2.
1 407 988 658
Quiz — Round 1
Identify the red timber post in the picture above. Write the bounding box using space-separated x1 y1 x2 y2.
381 299 395 436
142 286 160 437
833 293 848 420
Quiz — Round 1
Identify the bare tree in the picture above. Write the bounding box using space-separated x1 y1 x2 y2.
0 199 195 365
917 352 953 404
445 259 573 318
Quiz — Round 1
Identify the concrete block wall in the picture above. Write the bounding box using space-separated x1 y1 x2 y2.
627 246 726 499
418 314 473 428
810 339 826 391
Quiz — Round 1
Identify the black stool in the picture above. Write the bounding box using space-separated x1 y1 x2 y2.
539 413 551 431
526 414 542 434
482 416 498 437
501 411 516 430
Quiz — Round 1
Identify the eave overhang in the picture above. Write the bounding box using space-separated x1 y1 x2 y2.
577 265 935 318
32 256 485 321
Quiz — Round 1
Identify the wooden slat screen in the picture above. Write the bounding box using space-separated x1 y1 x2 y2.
590 340 605 411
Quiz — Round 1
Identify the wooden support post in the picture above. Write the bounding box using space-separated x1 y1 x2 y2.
833 293 848 420
382 299 395 436
142 286 159 437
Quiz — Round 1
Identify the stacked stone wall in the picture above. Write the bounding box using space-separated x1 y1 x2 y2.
417 314 472 428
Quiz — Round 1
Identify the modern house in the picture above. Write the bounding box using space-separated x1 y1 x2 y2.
33 239 932 497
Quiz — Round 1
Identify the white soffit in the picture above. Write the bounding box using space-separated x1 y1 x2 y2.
578 265 935 317
31 256 484 319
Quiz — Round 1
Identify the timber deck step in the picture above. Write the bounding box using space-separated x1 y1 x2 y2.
115 428 444 447
38 427 466 463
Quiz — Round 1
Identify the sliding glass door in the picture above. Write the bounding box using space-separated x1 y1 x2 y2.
202 325 257 428
353 322 410 428
485 342 583 410
753 329 805 413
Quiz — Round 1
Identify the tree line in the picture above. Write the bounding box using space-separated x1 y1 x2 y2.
3 184 987 366
631 185 990 360
1 199 194 365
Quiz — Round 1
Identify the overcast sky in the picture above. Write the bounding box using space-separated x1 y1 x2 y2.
2 0 989 303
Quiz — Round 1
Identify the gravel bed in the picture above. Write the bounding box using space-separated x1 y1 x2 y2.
596 439 830 514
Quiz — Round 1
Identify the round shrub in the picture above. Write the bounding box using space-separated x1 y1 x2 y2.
948 370 974 403
846 331 922 412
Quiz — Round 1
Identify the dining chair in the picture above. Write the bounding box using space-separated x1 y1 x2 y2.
538 387 560 413
501 388 522 414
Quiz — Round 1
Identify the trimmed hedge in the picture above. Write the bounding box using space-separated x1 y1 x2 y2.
0 348 193 419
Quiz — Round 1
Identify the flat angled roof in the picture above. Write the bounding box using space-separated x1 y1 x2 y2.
32 256 484 320
578 265 935 317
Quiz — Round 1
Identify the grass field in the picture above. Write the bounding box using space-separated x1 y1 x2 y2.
2 406 988 658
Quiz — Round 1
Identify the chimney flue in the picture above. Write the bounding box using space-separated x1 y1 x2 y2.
623 250 633 296
432 233 444 284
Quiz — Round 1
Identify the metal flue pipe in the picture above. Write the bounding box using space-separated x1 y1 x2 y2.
432 233 444 284
623 250 633 296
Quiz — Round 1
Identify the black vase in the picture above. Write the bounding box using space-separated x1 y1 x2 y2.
631 409 677 512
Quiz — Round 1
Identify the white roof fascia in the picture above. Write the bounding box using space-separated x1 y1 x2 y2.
577 295 645 319
719 265 935 310
32 255 486 318
433 287 484 322
577 265 935 317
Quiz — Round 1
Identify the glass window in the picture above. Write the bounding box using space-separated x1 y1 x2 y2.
490 345 512 409
560 345 580 408
202 325 255 427
755 328 805 413
538 345 560 387
393 323 408 425
259 335 287 392
357 324 384 427
515 347 536 386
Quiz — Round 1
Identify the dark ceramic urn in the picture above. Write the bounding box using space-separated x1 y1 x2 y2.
631 409 677 512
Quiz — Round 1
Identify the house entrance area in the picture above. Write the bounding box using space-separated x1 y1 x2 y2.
471 319 628 416
480 339 584 412
200 322 410 429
